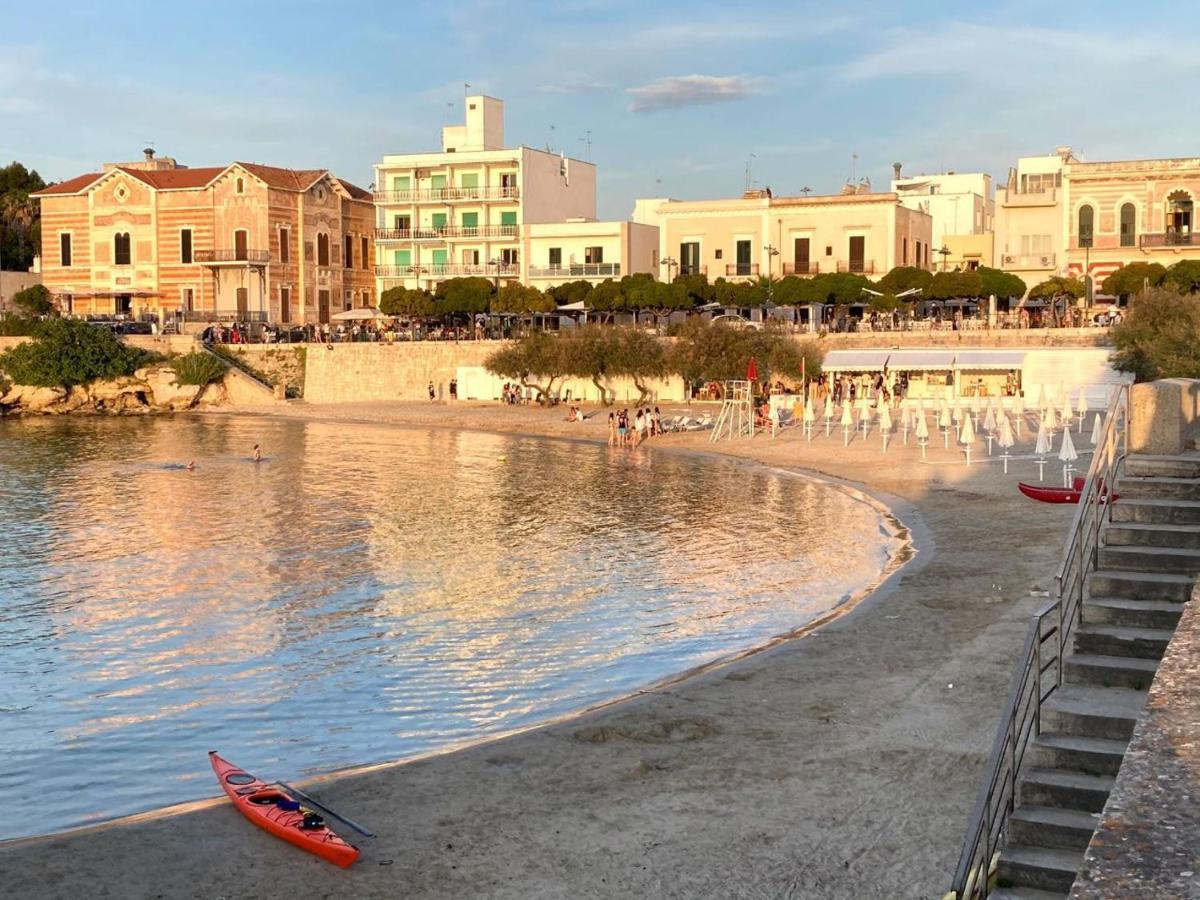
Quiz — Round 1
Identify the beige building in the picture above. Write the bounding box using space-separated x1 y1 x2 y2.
996 146 1200 293
633 189 933 281
0 267 42 313
34 151 375 323
524 220 658 287
892 166 994 271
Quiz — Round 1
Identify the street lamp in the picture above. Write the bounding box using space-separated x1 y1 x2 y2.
763 243 780 309
660 256 677 282
938 245 951 272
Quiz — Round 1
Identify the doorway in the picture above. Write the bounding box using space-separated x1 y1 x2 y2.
236 287 249 318
114 294 132 315
848 236 865 273
318 289 330 324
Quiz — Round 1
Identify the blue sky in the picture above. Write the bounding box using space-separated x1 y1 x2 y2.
3 0 1199 219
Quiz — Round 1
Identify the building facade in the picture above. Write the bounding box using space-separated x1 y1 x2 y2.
34 151 375 323
523 220 658 287
994 147 1074 290
634 189 933 282
892 167 994 271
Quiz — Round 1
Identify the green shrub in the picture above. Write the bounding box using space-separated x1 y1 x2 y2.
0 319 159 387
1112 287 1200 382
11 284 54 317
171 351 228 386
0 314 41 336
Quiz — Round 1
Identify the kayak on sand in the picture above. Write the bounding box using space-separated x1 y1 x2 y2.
209 750 360 868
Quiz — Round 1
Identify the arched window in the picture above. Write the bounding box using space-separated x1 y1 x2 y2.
317 233 330 267
1120 203 1136 248
114 232 131 266
1078 205 1094 248
236 177 244 195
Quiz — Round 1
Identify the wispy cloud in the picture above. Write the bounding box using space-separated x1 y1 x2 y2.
626 75 763 113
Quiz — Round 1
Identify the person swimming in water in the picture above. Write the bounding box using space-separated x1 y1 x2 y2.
186 461 195 471
253 444 262 462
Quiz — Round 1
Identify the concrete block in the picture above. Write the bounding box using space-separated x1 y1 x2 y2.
1129 378 1200 455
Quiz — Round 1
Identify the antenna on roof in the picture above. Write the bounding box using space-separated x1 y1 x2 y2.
799 186 812 196
579 130 592 160
745 153 757 191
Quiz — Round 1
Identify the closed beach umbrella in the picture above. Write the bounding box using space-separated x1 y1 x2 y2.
1077 389 1089 417
1059 426 1079 487
998 414 1015 449
960 412 976 465
1060 394 1073 428
1035 418 1052 456
916 410 930 440
803 397 815 424
938 403 951 429
1036 384 1047 411
824 395 834 420
952 403 963 424
841 400 853 427
1090 412 1102 446
1014 393 1025 418
880 403 892 432
983 403 997 433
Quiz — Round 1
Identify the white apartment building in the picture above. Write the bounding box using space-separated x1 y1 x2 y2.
375 96 659 293
994 147 1074 290
891 166 994 270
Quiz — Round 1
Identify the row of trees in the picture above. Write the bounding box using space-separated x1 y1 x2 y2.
485 320 822 405
0 162 45 272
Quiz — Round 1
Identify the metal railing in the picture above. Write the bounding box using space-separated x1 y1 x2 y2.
725 263 760 277
373 225 518 241
783 261 819 275
1141 231 1199 248
373 186 520 203
375 264 519 278
837 260 876 274
950 384 1129 899
527 263 621 278
194 249 270 264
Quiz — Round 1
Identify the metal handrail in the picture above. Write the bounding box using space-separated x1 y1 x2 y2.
949 384 1129 898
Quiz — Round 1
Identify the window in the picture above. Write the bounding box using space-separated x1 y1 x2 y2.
391 175 410 193
848 236 865 273
344 291 353 311
114 232 131 266
500 248 519 267
393 249 411 267
499 173 517 194
1078 205 1094 248
236 177 244 194
60 233 72 267
180 228 193 264
735 240 752 275
279 287 291 323
431 213 448 232
499 211 517 234
793 238 810 273
317 233 330 266
549 248 562 267
431 249 449 267
462 249 479 265
280 227 290 263
181 288 194 312
234 230 248 261
344 234 353 268
461 173 479 195
714 249 723 259
361 236 369 270
1119 204 1136 247
461 212 478 235
585 246 603 264
680 241 700 275
393 215 411 232
825 245 833 256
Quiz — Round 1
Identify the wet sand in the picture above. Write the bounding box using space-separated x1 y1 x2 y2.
1 400 1076 899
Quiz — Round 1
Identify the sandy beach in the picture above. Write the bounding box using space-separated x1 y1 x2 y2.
1 399 1077 899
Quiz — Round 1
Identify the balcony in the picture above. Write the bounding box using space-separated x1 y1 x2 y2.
374 225 518 241
1000 188 1058 207
527 263 621 279
373 186 521 204
1141 232 1200 249
782 261 819 275
724 263 760 277
678 265 707 276
1001 252 1056 270
837 261 875 274
195 249 270 265
375 264 519 279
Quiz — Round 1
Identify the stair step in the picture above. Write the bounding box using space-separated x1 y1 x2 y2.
988 888 1069 900
1087 569 1194 602
1041 682 1146 741
1110 497 1200 525
1104 522 1200 549
1118 475 1200 500
1010 804 1101 851
1075 623 1175 661
1021 767 1115 813
1033 732 1128 777
997 843 1084 893
1124 454 1200 478
1084 596 1185 629
1063 652 1160 690
1097 544 1200 574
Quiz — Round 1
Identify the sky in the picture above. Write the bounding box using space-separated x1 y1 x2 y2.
3 0 1200 219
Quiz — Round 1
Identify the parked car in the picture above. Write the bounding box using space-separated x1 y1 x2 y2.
710 313 763 331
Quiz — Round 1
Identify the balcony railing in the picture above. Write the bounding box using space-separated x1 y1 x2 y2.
782 261 819 275
678 265 707 276
837 260 875 274
724 263 760 277
527 263 621 278
1000 188 1058 207
194 249 270 264
373 186 521 203
373 225 518 241
1001 252 1056 270
375 264 519 278
1141 231 1200 248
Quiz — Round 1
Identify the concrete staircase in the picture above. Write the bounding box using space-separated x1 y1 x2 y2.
992 454 1200 899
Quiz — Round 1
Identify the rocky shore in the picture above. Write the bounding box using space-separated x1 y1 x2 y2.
0 364 231 416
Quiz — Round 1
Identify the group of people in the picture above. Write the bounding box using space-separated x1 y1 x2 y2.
500 383 527 405
608 407 666 447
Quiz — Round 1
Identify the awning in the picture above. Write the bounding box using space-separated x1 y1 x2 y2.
955 350 1027 370
557 300 590 311
822 350 892 372
885 350 957 371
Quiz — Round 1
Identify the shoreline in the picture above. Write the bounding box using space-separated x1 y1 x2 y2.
1 410 917 847
2 400 1074 899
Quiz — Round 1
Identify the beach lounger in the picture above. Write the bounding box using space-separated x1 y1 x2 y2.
674 416 692 431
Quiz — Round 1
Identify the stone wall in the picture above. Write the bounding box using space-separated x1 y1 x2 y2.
1129 378 1200 454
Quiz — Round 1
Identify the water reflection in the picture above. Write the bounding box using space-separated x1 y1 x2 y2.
0 415 898 839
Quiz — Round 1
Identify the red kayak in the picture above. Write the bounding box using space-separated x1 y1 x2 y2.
1019 481 1082 504
209 751 360 868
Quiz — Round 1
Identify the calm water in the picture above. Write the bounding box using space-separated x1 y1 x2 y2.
0 415 900 840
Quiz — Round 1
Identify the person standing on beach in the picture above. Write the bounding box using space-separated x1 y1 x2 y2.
253 444 262 462
428 381 435 402
608 412 617 446
449 378 458 401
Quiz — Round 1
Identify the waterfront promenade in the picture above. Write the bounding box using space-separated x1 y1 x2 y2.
0 401 1077 898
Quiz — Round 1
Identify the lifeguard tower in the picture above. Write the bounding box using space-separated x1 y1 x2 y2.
710 380 755 442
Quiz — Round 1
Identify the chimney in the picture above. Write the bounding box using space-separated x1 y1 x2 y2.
143 147 155 161
893 162 902 179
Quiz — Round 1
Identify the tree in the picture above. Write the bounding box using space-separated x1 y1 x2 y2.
1165 260 1200 295
0 319 158 387
492 282 555 315
1111 287 1200 381
587 279 625 322
1101 262 1167 299
547 280 593 307
610 327 667 403
559 325 620 404
11 283 53 316
1029 276 1085 327
379 286 434 318
977 266 1026 299
0 162 46 271
808 272 869 305
877 266 933 295
666 318 823 393
484 330 567 403
672 273 714 307
435 277 493 315
771 275 816 308
926 270 984 300
712 277 767 308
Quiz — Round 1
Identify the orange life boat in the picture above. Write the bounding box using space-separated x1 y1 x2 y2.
209 751 360 868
